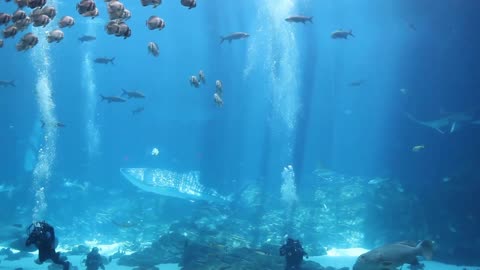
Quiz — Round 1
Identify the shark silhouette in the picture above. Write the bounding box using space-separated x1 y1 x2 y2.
405 112 477 134
120 168 228 203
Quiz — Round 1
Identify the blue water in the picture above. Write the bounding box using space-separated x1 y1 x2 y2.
1 0 480 267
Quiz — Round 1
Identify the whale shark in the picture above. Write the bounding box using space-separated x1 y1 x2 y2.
119 168 228 203
405 112 477 134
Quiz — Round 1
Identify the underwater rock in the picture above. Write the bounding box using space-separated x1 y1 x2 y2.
109 249 126 260
0 248 12 255
5 250 33 260
117 248 162 267
117 233 187 266
132 267 159 270
48 264 78 270
180 241 327 270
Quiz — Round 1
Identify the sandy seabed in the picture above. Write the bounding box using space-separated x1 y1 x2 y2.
0 248 479 270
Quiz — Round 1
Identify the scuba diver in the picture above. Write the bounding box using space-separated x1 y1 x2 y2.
84 247 106 270
279 237 308 270
25 221 71 270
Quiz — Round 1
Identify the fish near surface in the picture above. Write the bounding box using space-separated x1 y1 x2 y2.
331 30 354 39
180 0 196 9
58 16 75 28
141 0 162 8
220 32 249 44
46 29 64 43
353 241 434 270
100 95 126 103
121 89 145 99
94 57 115 64
285 15 313 24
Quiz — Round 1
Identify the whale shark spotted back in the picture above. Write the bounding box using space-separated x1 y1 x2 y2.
120 168 228 203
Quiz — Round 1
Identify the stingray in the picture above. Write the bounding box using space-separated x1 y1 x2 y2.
120 168 228 203
405 112 475 134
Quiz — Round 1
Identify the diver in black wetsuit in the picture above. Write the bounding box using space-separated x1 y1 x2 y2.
85 247 105 270
25 221 70 270
279 238 308 270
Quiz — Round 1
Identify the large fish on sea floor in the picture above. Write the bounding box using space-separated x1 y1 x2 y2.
120 168 229 203
353 240 434 270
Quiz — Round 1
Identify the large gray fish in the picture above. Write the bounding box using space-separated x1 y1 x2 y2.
94 57 115 64
15 0 28 8
41 6 56 19
79 35 96 42
16 32 38 52
0 80 15 87
120 9 131 20
100 95 126 103
58 16 75 28
105 20 131 38
12 10 26 23
3 25 17 38
81 7 99 19
107 1 125 20
180 0 196 9
27 0 46 9
331 29 354 39
0 13 12 25
220 32 249 44
15 17 31 31
32 14 50 27
146 16 165 30
353 241 434 270
0 39 3 48
77 0 96 15
285 15 313 24
46 29 64 43
120 168 229 203
140 0 161 8
121 89 145 99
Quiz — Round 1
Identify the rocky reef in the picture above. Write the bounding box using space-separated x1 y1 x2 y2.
119 236 347 270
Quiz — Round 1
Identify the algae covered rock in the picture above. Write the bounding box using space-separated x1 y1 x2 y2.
180 241 327 270
118 232 187 267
